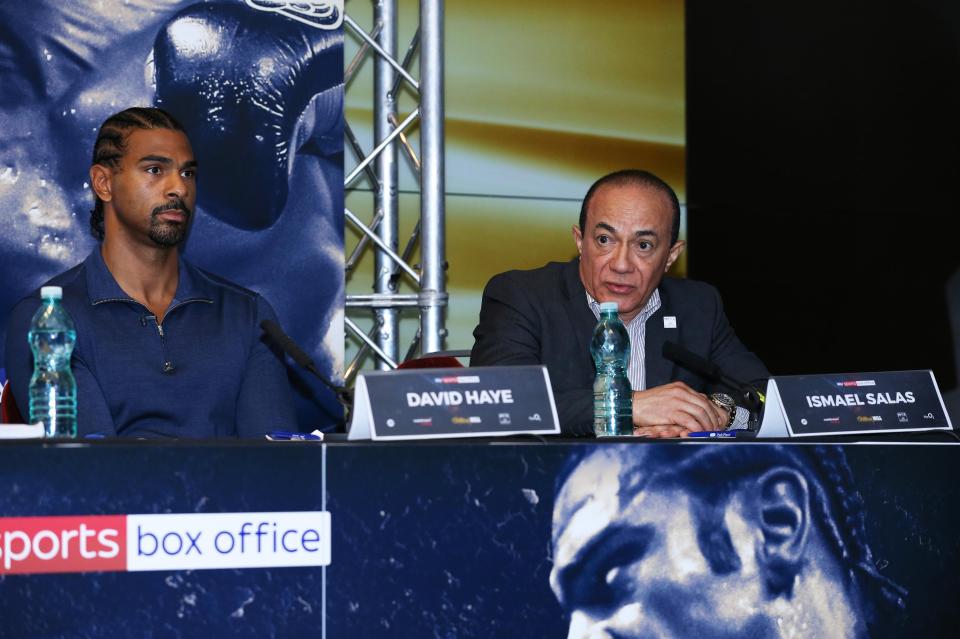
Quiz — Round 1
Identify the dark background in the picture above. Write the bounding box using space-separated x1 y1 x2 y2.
686 1 960 396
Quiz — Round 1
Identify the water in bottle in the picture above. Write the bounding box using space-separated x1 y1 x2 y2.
591 301 633 437
28 286 77 438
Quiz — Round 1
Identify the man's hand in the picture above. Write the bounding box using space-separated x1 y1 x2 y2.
633 425 693 438
631 382 728 435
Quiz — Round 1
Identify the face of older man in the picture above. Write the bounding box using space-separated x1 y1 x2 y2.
573 183 684 323
550 449 777 639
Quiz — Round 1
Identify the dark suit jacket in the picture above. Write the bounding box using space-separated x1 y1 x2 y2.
471 258 769 435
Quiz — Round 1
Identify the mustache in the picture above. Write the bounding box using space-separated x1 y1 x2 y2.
151 199 192 218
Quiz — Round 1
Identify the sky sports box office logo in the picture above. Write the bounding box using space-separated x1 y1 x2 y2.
0 511 330 575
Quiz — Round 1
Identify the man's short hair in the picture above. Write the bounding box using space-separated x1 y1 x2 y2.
578 169 682 246
89 107 186 240
555 445 907 623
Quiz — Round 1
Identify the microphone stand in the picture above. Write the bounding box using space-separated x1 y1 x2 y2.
260 320 353 424
662 341 765 413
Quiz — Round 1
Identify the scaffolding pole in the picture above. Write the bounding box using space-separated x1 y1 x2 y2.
418 0 445 355
344 0 446 378
373 0 399 370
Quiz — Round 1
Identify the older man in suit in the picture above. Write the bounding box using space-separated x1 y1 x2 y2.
471 169 768 437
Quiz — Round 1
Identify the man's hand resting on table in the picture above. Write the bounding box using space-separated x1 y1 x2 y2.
631 381 728 438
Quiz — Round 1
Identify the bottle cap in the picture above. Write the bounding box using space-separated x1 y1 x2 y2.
599 301 619 313
40 286 63 300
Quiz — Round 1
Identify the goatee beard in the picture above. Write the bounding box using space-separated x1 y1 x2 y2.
149 199 191 247
148 221 186 247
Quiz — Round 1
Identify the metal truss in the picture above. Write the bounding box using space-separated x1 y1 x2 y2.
343 0 445 381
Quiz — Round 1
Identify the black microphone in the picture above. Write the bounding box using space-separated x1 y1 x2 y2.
260 320 353 409
662 341 763 412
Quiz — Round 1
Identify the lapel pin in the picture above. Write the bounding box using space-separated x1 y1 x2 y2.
663 316 677 329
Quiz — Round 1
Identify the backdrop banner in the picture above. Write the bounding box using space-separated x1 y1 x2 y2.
0 0 344 429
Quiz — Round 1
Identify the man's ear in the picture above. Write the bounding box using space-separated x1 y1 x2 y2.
665 240 685 272
572 224 583 256
753 467 810 597
90 164 113 203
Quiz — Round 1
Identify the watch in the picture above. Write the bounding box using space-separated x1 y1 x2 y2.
709 392 736 429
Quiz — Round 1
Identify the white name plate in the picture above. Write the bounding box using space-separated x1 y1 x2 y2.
757 370 953 438
348 366 560 441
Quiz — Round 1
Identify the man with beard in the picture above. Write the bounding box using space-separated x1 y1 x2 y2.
4 108 296 438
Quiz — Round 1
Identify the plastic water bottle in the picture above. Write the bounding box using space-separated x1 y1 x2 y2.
28 286 77 438
591 301 633 437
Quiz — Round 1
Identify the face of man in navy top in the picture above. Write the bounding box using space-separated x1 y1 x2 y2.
99 128 196 250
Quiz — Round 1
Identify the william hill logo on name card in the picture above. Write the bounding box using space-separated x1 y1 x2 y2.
758 370 952 437
349 366 560 440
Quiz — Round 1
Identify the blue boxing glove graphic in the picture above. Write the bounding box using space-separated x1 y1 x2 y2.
153 2 343 229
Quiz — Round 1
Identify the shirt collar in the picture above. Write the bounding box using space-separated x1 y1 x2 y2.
84 248 214 306
586 288 662 327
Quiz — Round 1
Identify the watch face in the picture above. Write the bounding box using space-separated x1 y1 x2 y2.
709 393 736 428
709 393 735 411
